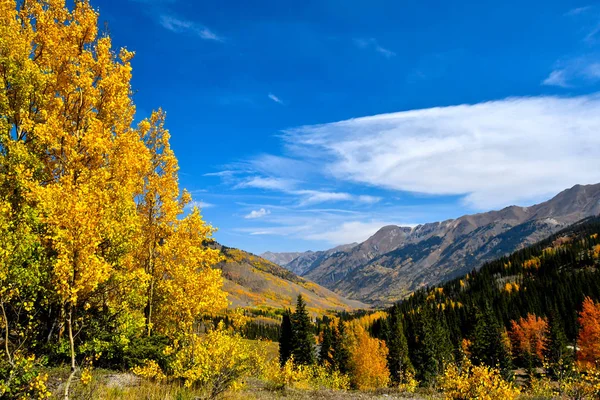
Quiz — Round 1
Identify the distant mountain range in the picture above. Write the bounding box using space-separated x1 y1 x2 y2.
262 183 600 306
212 243 367 312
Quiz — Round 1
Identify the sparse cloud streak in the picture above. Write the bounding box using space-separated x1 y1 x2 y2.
244 208 271 219
268 93 284 104
159 15 223 41
354 38 396 58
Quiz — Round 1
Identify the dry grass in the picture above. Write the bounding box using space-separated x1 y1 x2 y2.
44 368 435 400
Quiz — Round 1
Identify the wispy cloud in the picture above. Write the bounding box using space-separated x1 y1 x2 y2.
280 94 600 210
236 176 297 191
186 200 214 210
159 15 223 41
543 70 569 87
354 38 396 58
566 5 592 16
234 176 381 207
244 208 271 219
268 93 284 104
237 215 400 245
543 55 600 87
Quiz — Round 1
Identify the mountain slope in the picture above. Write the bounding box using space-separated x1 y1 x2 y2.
265 243 358 276
297 183 600 305
212 243 367 312
260 251 306 267
394 215 600 342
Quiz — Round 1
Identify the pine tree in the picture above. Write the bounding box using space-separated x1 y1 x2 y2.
386 310 414 385
471 306 513 379
412 306 454 383
319 324 334 367
291 295 315 365
332 319 352 374
279 309 293 367
545 308 571 381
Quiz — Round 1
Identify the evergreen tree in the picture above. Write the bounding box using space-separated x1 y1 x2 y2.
332 319 352 374
545 308 572 381
471 306 513 379
291 295 315 365
319 324 334 367
278 309 293 366
412 306 454 383
386 310 414 384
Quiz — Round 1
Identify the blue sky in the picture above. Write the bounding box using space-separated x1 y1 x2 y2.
96 0 600 253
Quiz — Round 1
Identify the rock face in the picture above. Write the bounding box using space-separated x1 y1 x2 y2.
260 251 307 269
268 183 600 306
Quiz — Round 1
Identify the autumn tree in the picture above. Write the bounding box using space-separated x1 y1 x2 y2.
577 297 600 367
509 313 548 370
0 1 229 397
0 1 152 397
347 323 390 389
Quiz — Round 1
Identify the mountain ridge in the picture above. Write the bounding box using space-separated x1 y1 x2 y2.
265 183 600 306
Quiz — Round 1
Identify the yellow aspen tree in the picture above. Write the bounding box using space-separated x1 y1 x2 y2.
0 1 148 398
135 110 227 338
347 323 390 389
135 110 184 336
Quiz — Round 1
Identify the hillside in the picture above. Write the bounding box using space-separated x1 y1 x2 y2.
269 183 600 305
391 215 600 342
213 243 367 312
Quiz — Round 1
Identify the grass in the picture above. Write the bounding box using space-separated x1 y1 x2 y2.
44 367 435 400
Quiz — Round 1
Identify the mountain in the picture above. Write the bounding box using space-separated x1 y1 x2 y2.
287 183 600 306
212 243 367 312
263 243 358 276
260 251 307 268
393 215 600 343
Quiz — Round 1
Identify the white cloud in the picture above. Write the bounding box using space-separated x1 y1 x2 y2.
236 211 405 245
236 176 297 191
357 195 382 204
282 94 600 210
542 55 600 87
543 70 569 87
268 93 284 104
186 200 214 209
375 46 396 58
566 6 592 16
233 176 380 206
295 190 353 205
305 221 400 244
354 38 395 58
244 208 271 219
159 15 223 41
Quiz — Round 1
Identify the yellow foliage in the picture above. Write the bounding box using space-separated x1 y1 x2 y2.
264 357 350 391
347 324 390 390
132 360 167 382
168 322 264 397
522 257 541 269
593 244 600 260
440 360 520 400
562 365 600 399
